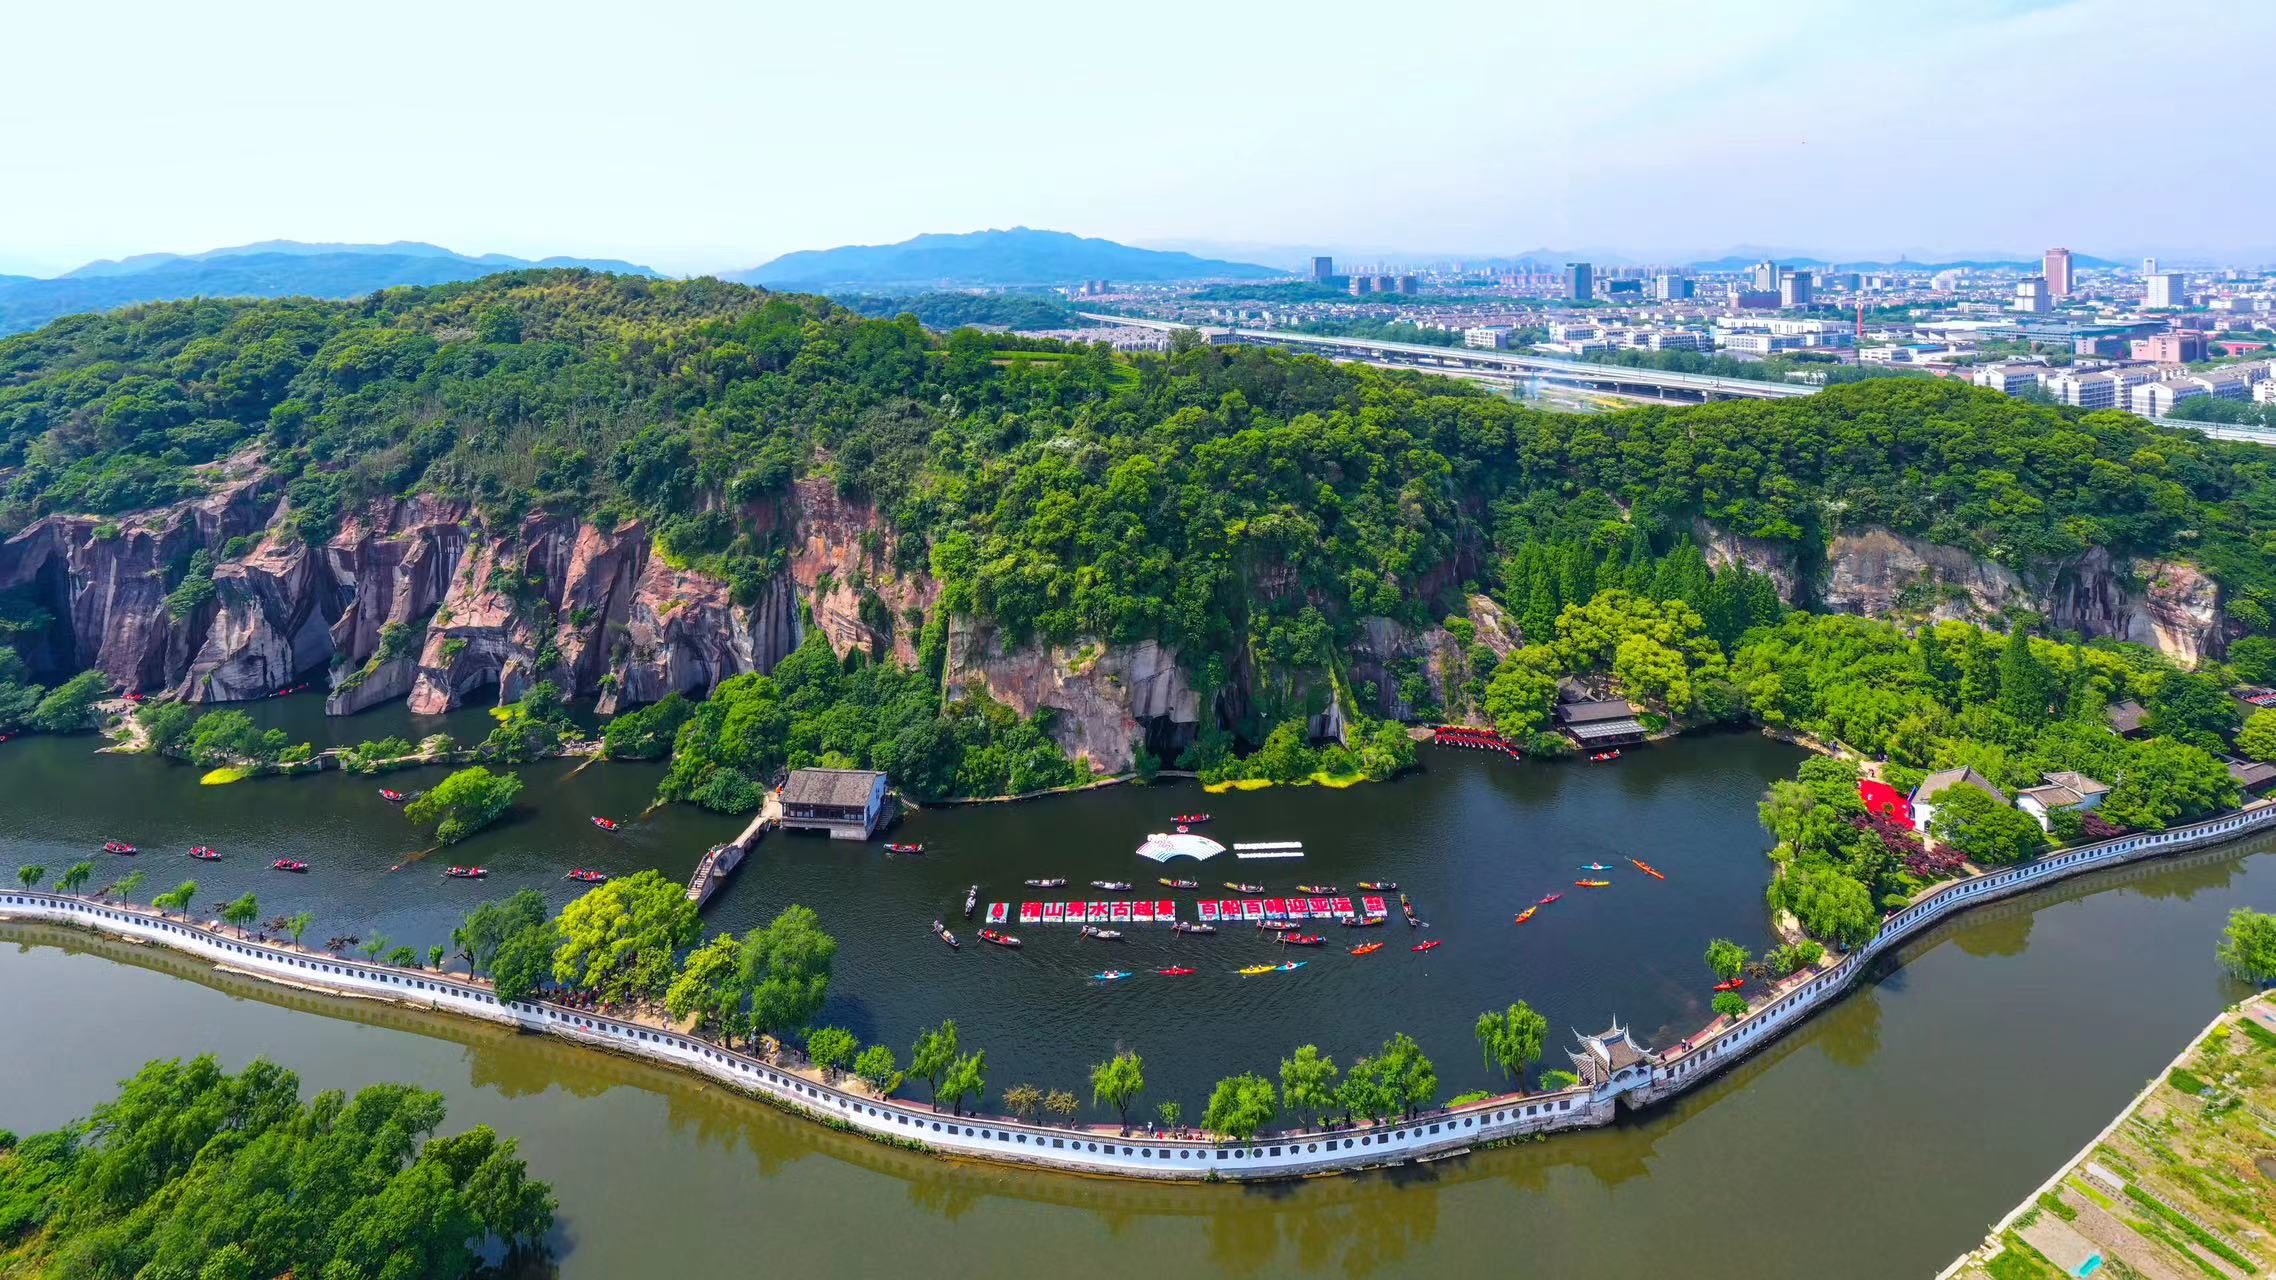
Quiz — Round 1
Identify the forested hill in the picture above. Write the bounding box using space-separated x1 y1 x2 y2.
6 269 2276 673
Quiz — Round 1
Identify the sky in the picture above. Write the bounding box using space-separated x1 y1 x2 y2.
5 0 2272 277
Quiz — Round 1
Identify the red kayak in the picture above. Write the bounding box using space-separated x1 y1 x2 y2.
1156 966 1197 976
591 816 619 831
565 869 609 883
1712 977 1746 992
1411 939 1443 953
1172 813 1212 824
102 841 137 855
188 846 221 861
884 843 924 854
271 859 308 873
1536 892 1563 905
378 788 406 802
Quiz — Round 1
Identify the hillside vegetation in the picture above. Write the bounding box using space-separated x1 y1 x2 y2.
7 271 2276 812
8 271 2276 640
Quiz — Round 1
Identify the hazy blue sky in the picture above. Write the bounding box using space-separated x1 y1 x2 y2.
5 0 2269 276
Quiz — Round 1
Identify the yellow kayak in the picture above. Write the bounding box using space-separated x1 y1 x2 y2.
1237 963 1280 976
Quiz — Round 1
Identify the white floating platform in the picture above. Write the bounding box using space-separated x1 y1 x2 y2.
1136 832 1226 862
1233 841 1304 860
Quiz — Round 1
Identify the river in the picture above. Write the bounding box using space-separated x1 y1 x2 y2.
3 702 2269 1275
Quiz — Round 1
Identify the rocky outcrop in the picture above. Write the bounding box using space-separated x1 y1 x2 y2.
2049 551 2225 666
1346 594 1519 722
176 530 338 702
944 619 1200 774
321 497 472 715
1820 528 2032 623
774 477 936 667
1699 519 2230 666
595 554 758 714
0 464 279 686
1695 519 1804 603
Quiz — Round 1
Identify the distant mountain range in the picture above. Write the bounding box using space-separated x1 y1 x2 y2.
0 242 658 335
730 228 1285 289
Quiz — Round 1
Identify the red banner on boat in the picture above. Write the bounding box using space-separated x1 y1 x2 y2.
1155 900 1175 920
1043 903 1063 922
1130 901 1152 923
1362 895 1387 917
1020 902 1041 923
1090 902 1110 922
1263 897 1286 917
1198 901 1219 921
1332 896 1353 917
1241 901 1264 921
988 903 1009 924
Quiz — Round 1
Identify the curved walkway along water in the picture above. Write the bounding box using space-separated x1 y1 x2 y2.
8 798 2273 1182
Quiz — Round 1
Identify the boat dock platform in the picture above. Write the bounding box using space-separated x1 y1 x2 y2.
688 794 777 907
1234 841 1304 860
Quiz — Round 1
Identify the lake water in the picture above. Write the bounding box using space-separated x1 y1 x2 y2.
4 703 2269 1276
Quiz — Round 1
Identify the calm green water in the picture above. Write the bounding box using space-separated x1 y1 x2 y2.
0 702 1807 1109
3 705 2271 1276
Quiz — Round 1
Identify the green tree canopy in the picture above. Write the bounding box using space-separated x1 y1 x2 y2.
2217 908 2276 984
403 767 522 844
1473 1001 1549 1084
549 870 699 1005
1203 1072 1279 1144
1928 784 2047 866
0 1056 553 1279
1277 1044 1340 1125
1090 1051 1145 1133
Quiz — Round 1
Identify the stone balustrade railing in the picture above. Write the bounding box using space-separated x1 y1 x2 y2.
7 797 2270 1181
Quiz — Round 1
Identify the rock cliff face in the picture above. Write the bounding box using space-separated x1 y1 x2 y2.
1698 520 2231 664
1344 594 1519 722
0 465 280 687
943 618 1201 774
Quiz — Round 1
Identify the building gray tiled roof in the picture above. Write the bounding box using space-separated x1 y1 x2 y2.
782 768 885 809
1911 766 2007 806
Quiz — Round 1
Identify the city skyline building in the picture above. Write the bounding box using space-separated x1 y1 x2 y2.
1563 261 1594 301
2044 247 2073 297
2146 272 2184 309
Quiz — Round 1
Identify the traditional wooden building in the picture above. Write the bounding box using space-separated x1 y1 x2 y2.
1908 766 2007 835
1567 1021 1659 1093
2014 770 2110 831
2106 699 2149 738
1556 698 1646 748
779 767 889 841
2228 759 2276 796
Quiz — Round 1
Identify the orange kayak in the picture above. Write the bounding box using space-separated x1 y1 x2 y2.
1630 858 1666 880
1514 906 1538 924
1350 941 1383 956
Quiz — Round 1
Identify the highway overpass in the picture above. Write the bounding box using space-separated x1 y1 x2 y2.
1077 313 1819 404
